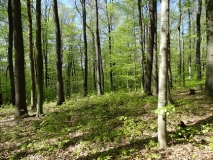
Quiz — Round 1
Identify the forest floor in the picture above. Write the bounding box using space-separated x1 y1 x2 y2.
1 86 213 159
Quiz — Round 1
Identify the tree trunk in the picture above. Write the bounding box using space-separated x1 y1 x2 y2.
153 0 158 96
188 1 192 79
178 0 182 82
7 0 15 105
27 0 36 110
94 0 103 95
158 0 169 150
36 0 43 116
137 0 145 92
52 0 65 105
81 0 88 96
11 0 28 117
205 0 213 96
196 0 202 80
144 0 155 95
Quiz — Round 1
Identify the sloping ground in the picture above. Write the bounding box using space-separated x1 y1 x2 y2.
0 90 213 160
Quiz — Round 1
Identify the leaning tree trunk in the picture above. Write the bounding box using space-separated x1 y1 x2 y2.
196 0 202 80
158 0 169 150
11 0 28 117
27 0 36 110
8 0 15 105
205 0 213 97
52 0 65 105
36 0 43 116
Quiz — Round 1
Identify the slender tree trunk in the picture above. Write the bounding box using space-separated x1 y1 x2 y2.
94 0 103 95
205 0 213 96
167 0 173 104
105 0 114 91
27 0 36 110
158 0 169 150
7 0 15 105
178 0 182 81
52 0 65 105
36 0 43 116
153 0 158 96
144 0 155 95
11 0 28 117
137 0 145 92
81 0 88 96
188 3 192 79
196 0 202 80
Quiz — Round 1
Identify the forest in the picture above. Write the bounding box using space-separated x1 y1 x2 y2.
0 0 213 159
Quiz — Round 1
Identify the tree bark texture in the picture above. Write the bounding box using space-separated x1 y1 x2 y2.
11 0 28 117
36 0 43 116
8 0 15 105
27 0 36 110
158 0 169 149
144 0 155 95
52 0 65 105
94 0 103 95
196 0 202 80
81 0 88 96
205 0 213 96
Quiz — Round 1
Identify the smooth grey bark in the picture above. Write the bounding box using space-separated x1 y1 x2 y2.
205 0 213 96
11 0 28 117
52 0 65 105
196 0 202 80
36 0 43 116
144 0 155 95
158 0 169 149
27 0 36 110
94 0 103 95
8 0 15 105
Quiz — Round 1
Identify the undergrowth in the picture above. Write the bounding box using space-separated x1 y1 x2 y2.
0 90 213 159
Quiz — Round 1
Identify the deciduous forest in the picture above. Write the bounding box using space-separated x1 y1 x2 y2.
1 0 213 159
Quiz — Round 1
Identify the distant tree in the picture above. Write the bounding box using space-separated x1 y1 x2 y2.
7 0 15 105
205 0 213 96
27 0 36 110
196 0 202 80
52 0 65 105
11 0 28 117
158 0 169 149
36 0 44 116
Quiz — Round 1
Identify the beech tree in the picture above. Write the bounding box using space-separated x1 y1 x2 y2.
36 0 44 116
27 0 36 110
7 0 15 105
11 0 28 117
144 0 155 95
205 0 213 96
52 0 65 105
158 0 169 149
94 0 104 95
196 0 202 80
